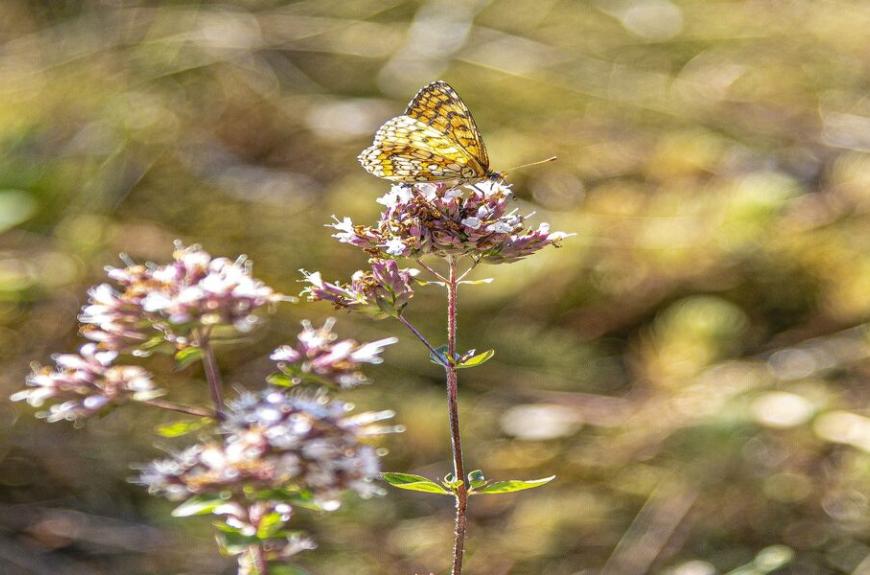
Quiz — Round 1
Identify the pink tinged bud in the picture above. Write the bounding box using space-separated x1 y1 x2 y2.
311 340 355 369
142 292 172 312
349 338 398 364
270 345 302 363
54 353 91 370
82 395 109 411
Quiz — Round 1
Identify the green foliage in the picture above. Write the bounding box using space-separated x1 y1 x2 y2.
172 494 228 517
442 473 464 490
470 476 556 495
455 349 494 369
428 346 494 369
155 417 211 438
467 469 488 489
214 524 262 556
256 512 286 540
6 0 870 573
381 472 450 495
266 372 298 388
174 347 204 370
457 278 494 286
268 366 336 389
428 345 450 367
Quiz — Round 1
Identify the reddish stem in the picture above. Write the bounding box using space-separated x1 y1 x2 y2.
252 544 269 575
197 328 225 421
446 256 468 575
141 398 215 419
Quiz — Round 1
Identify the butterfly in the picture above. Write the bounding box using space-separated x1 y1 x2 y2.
358 81 501 185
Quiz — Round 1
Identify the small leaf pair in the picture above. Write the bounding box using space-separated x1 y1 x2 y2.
381 471 555 496
381 472 450 494
155 417 212 438
428 347 495 369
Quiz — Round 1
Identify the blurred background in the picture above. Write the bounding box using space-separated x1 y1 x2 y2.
1 0 869 573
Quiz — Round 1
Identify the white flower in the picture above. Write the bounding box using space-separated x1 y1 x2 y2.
384 238 406 256
461 216 482 230
377 185 413 207
350 338 399 364
269 320 397 389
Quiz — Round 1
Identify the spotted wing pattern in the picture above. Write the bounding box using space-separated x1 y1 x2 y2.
358 81 491 183
404 80 489 170
358 115 482 182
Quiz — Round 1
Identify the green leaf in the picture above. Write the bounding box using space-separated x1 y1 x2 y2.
442 473 464 490
458 278 494 286
140 334 169 351
428 345 450 367
266 372 298 388
214 526 260 555
270 366 336 388
468 469 488 489
213 520 245 535
382 472 450 495
456 349 494 369
284 491 325 511
172 493 227 517
155 417 211 438
174 346 204 369
256 512 286 540
472 476 555 495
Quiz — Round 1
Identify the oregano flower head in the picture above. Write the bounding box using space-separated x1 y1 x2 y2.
11 343 162 423
80 241 288 351
329 182 570 263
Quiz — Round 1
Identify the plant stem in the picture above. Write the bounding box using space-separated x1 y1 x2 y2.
445 255 468 575
416 257 447 282
197 328 225 421
141 398 215 419
397 314 447 365
252 544 269 575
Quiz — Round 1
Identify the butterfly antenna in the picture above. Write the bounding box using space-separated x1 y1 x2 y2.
501 156 558 177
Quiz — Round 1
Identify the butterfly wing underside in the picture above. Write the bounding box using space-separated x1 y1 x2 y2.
358 81 491 183
358 116 481 182
404 81 490 171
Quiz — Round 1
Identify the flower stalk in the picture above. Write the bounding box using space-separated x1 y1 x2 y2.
141 398 215 419
253 545 269 575
303 180 569 573
12 242 398 575
197 328 225 420
397 314 445 363
445 256 468 575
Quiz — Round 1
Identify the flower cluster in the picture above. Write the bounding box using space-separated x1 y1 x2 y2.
301 259 417 317
10 344 162 423
270 319 398 388
14 239 401 574
80 242 286 350
139 389 395 506
330 181 570 263
215 500 316 572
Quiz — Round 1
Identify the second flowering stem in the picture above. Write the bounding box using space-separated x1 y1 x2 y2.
252 545 269 575
198 328 225 420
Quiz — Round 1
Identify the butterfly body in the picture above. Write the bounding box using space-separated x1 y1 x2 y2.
358 81 501 185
